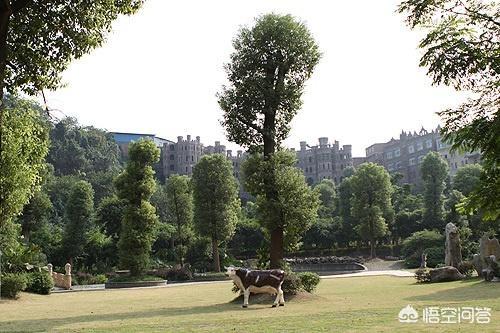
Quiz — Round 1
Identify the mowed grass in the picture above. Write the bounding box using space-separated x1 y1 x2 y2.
0 276 499 332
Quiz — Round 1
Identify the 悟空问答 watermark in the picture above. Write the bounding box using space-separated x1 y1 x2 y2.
398 305 491 324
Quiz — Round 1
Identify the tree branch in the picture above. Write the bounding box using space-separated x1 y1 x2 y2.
236 114 263 135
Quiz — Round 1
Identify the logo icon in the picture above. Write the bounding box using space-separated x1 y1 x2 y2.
399 305 419 323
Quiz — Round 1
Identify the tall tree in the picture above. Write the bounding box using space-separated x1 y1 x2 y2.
242 151 319 258
314 179 336 218
0 96 49 255
115 139 160 276
192 154 239 272
61 180 94 265
338 176 357 247
166 174 193 265
350 163 393 258
421 152 449 230
218 14 320 268
453 164 483 196
398 0 499 220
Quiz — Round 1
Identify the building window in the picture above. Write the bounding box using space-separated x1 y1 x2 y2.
386 151 393 159
408 145 414 154
417 142 423 151
426 139 432 148
186 156 189 162
169 154 174 160
185 166 188 173
394 148 401 157
170 164 174 171
396 161 402 169
309 156 313 163
418 155 425 164
169 144 175 151
409 158 416 166
191 155 194 162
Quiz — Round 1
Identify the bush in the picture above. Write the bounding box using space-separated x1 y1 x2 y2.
25 271 53 295
281 271 302 295
298 272 320 293
458 261 475 277
73 272 108 285
415 268 431 283
163 266 193 281
423 247 444 268
0 273 27 299
402 230 443 268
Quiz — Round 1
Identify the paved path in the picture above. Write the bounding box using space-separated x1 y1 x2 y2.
53 270 414 293
321 270 414 279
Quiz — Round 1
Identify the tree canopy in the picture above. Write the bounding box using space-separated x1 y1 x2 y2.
192 154 240 272
0 0 144 98
0 96 49 228
398 0 499 219
350 163 393 258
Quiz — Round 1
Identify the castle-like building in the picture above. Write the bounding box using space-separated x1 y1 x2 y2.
295 137 353 185
112 127 480 192
364 127 480 188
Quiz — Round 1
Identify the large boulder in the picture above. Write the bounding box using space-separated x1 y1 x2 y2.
429 266 464 283
473 235 500 281
444 222 462 268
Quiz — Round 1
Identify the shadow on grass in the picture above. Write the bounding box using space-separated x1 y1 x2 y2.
0 302 260 332
405 279 500 302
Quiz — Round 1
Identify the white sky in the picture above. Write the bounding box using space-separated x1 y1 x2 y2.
43 0 465 157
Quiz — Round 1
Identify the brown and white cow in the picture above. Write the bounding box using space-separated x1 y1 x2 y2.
226 267 285 308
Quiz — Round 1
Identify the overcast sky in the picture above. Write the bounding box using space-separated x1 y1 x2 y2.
43 0 465 157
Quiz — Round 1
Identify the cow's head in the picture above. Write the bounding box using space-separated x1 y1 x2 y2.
225 266 237 277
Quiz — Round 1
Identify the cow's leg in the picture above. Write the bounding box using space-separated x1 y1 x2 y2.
278 285 285 306
272 291 280 307
242 288 250 308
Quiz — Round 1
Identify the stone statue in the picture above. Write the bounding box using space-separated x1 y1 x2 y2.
420 253 427 268
473 235 500 281
444 223 462 268
65 263 72 276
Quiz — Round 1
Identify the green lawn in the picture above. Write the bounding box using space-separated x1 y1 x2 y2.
0 276 499 332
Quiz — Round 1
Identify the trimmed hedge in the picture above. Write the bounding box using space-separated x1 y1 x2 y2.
298 272 321 293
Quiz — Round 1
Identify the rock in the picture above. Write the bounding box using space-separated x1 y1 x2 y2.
472 235 500 281
482 255 500 282
472 254 483 276
445 223 462 268
429 266 464 283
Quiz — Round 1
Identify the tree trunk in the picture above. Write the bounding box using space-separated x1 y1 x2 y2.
212 237 220 272
270 227 284 268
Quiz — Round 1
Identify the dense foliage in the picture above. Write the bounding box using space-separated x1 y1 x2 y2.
116 139 160 276
350 163 393 258
242 151 319 264
398 0 500 220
